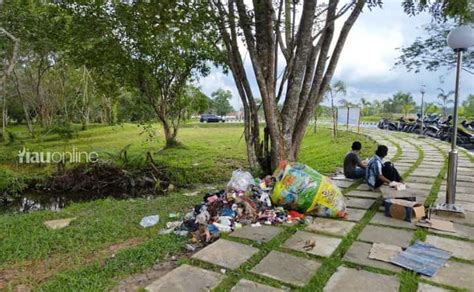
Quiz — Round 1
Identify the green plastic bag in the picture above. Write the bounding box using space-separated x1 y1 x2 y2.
271 161 347 218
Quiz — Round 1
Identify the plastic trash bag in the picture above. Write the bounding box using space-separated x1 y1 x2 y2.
226 170 254 192
140 215 160 228
271 161 347 218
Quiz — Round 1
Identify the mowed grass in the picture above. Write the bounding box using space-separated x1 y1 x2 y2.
0 123 376 289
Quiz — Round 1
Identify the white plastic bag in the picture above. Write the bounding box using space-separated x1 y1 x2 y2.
140 215 160 228
226 170 254 192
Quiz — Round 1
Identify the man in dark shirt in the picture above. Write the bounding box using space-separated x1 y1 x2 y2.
343 141 367 179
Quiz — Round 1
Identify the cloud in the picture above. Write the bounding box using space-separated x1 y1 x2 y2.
198 69 243 110
198 2 474 110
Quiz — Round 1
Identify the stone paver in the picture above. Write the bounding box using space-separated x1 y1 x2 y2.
425 235 474 260
346 190 381 199
425 221 474 240
358 225 413 247
345 208 367 222
192 239 259 269
343 241 402 272
405 176 437 184
146 264 224 291
345 197 375 209
333 180 354 188
324 266 399 292
370 212 416 230
422 261 474 290
417 283 449 292
251 251 321 287
406 183 433 191
283 231 341 257
230 279 284 292
148 131 474 292
230 225 282 243
356 184 372 191
306 218 356 236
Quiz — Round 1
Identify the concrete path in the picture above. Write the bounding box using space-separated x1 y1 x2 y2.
144 130 474 291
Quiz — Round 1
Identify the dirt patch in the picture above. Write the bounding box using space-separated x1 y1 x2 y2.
0 237 145 290
114 260 178 292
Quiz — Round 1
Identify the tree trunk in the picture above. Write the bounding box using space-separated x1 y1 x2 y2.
162 120 179 148
0 28 19 141
214 0 365 173
13 70 35 136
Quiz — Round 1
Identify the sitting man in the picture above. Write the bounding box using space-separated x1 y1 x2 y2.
343 141 367 179
366 145 392 189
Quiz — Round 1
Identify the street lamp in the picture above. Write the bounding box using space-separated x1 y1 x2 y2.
437 25 474 216
419 85 426 136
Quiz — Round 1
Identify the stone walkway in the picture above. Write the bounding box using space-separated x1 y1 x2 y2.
144 130 474 291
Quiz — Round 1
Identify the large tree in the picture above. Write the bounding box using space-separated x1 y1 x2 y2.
437 88 454 116
64 1 221 147
212 0 378 172
326 80 347 138
397 0 473 73
210 89 234 116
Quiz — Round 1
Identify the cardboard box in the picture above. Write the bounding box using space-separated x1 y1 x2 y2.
384 199 425 222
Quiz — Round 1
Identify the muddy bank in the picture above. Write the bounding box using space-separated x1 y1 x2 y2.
1 162 176 213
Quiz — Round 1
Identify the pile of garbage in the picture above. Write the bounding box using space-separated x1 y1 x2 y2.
159 161 347 244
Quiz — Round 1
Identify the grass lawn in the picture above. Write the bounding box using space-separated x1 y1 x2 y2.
0 123 376 290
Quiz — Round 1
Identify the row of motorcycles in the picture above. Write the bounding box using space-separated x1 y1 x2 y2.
378 113 474 149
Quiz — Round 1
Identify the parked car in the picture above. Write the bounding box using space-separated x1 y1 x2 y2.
200 114 225 123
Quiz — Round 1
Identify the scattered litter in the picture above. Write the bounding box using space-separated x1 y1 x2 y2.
226 170 254 192
369 242 403 263
158 228 174 235
220 269 226 274
303 240 316 251
391 241 452 277
140 215 160 228
185 244 197 252
174 230 189 237
166 221 182 229
184 191 199 197
156 163 348 245
417 218 456 233
389 181 406 190
383 199 425 222
44 217 76 230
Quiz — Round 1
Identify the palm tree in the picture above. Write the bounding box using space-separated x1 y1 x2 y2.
437 88 454 117
360 98 371 116
325 80 346 138
393 92 415 117
372 100 382 115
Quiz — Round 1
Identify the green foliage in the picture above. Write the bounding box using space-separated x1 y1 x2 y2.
402 0 473 22
462 94 474 118
49 122 77 140
0 169 28 202
63 1 223 144
382 92 416 115
437 88 454 116
425 102 440 114
210 88 235 116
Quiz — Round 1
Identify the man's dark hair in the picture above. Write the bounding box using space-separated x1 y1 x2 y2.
376 145 389 158
352 141 362 151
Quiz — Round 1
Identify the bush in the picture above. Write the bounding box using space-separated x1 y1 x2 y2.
50 123 77 140
0 170 28 201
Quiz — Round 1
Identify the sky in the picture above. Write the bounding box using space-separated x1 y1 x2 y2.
198 1 474 111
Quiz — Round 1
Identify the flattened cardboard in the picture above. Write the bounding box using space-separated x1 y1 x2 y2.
368 242 403 263
416 218 456 233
